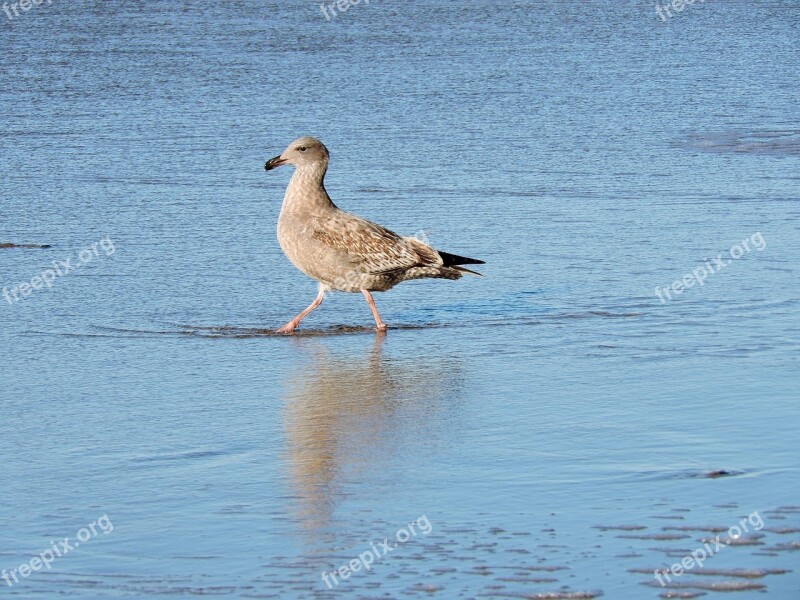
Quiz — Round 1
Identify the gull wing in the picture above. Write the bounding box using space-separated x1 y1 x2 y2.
310 213 434 275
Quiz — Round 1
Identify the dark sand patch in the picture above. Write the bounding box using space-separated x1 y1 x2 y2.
631 567 787 579
593 525 647 531
0 242 51 249
661 525 730 533
643 579 766 591
475 591 603 599
619 533 691 541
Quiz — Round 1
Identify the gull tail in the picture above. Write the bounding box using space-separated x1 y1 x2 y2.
438 250 485 276
453 265 483 276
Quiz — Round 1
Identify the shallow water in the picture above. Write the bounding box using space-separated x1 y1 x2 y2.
1 1 799 598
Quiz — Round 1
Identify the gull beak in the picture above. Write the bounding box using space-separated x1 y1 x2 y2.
264 155 288 171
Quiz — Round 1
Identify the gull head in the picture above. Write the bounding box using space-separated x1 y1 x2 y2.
265 136 329 172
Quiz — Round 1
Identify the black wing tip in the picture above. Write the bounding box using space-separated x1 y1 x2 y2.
438 250 485 267
454 265 483 276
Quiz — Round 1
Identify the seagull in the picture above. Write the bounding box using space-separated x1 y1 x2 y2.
264 136 484 333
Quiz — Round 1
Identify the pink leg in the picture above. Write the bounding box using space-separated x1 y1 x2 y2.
361 289 387 331
276 288 325 333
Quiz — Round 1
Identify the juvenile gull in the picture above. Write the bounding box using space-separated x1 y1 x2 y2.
264 136 484 333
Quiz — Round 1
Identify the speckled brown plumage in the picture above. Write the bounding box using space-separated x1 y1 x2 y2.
264 136 483 332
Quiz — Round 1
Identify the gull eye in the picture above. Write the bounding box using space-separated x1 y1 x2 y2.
297 146 307 152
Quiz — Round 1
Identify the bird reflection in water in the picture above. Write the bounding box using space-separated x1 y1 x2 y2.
281 333 464 535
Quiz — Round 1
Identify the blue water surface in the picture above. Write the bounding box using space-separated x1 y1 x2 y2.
1 1 799 598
